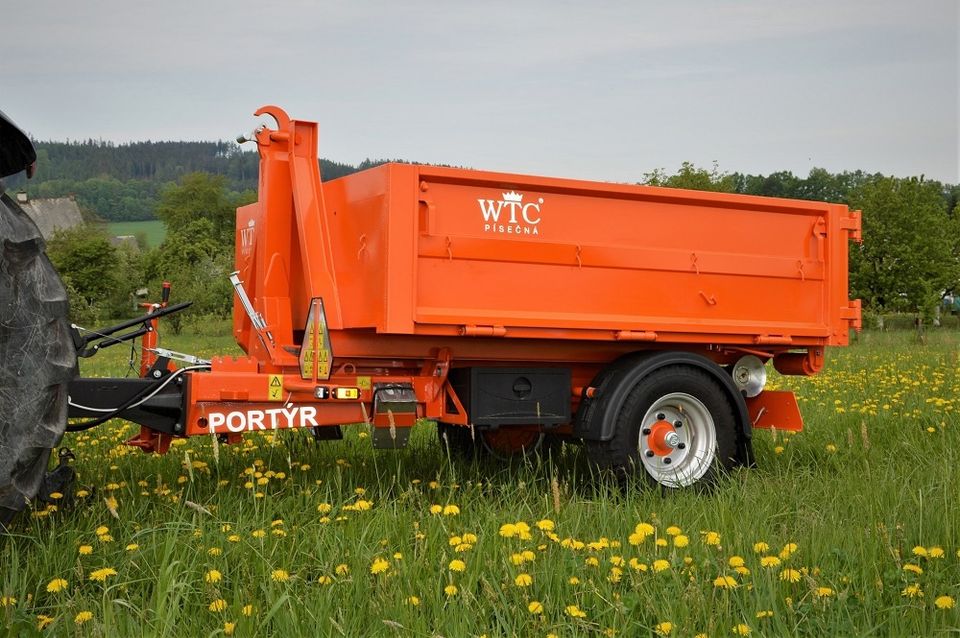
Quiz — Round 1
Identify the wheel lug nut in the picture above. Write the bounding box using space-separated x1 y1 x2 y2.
656 413 666 420
663 457 672 464
642 428 651 435
677 443 686 450
645 450 655 458
674 420 683 428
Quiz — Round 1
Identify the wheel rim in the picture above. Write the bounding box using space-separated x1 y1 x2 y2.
638 392 716 488
480 428 545 460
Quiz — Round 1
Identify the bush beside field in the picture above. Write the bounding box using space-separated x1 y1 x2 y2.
1 329 958 636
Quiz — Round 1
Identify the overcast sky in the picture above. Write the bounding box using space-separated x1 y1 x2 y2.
2 0 958 184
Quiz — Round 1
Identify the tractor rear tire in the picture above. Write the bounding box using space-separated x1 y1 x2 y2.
0 191 75 527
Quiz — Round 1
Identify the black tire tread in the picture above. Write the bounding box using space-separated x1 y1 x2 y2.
585 364 738 488
0 192 75 526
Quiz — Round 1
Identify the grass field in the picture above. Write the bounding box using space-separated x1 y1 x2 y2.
1 327 958 636
106 220 167 248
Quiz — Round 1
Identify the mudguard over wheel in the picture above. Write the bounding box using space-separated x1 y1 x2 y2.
0 191 76 526
586 364 738 489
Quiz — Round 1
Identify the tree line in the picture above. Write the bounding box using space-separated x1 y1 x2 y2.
6 140 369 221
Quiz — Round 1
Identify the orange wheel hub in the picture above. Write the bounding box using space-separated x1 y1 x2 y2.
646 420 677 457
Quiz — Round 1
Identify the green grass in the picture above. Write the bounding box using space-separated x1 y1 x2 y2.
106 220 167 248
2 327 959 636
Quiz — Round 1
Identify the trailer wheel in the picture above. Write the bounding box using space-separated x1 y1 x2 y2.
587 365 737 489
0 193 75 527
437 423 550 460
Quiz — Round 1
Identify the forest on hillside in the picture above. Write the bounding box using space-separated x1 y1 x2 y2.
5 140 376 221
6 139 960 224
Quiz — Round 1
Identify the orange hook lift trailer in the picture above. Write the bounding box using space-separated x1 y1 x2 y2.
67 105 862 489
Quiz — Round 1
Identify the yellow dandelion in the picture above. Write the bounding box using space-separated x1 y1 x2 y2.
928 546 945 559
536 519 555 532
903 564 923 575
608 567 623 583
443 504 460 516
760 556 781 568
335 564 349 576
732 623 751 636
208 599 227 613
628 558 647 572
652 559 670 573
825 443 837 453
655 538 668 548
756 610 774 619
728 556 745 568
499 523 517 538
449 559 466 572
406 595 421 606
753 541 769 553
370 558 390 575
528 600 544 614
674 534 689 548
911 546 928 558
934 595 955 610
224 622 236 636
515 573 533 587
251 530 266 538
317 503 332 514
901 584 923 598
46 578 68 593
1 596 16 607
654 621 673 636
565 605 587 619
713 575 738 589
317 575 332 585
270 569 289 582
208 548 222 556
703 531 721 546
242 604 254 617
778 543 799 559
205 570 222 584
444 584 458 597
227 534 240 543
779 569 801 583
665 525 682 536
74 611 93 625
815 587 834 598
429 504 443 515
94 525 109 536
36 614 54 630
88 567 117 582
568 576 581 585
78 545 93 555
585 556 599 567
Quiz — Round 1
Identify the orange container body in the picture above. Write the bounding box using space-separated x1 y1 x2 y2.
177 107 861 441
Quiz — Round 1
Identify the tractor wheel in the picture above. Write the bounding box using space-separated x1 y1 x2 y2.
586 365 738 489
0 192 75 527
437 422 554 461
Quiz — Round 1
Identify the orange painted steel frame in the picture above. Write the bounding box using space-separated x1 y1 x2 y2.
167 106 861 445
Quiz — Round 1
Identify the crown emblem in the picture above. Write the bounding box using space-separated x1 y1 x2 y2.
502 191 523 203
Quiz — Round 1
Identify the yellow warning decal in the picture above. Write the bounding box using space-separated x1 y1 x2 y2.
268 374 283 401
356 376 372 391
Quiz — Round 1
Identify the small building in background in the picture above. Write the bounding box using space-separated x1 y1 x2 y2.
16 192 84 240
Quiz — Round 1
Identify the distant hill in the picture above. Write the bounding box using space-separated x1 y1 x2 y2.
4 140 386 221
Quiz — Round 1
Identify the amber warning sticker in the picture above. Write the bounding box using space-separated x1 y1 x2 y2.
268 374 283 401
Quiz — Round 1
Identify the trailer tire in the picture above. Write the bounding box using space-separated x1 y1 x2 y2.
0 192 75 527
586 365 737 489
437 423 553 461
